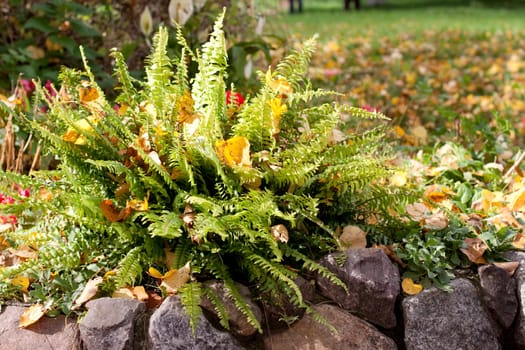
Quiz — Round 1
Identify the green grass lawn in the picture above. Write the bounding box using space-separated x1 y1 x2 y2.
265 0 525 39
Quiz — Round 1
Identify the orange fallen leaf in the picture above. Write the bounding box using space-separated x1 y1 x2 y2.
74 276 103 306
100 199 131 222
131 286 149 301
148 267 164 279
401 278 423 295
78 82 99 103
460 237 488 264
19 304 45 328
339 225 367 249
512 233 525 250
508 188 525 211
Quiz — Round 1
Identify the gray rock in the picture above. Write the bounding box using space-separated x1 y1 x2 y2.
148 295 245 350
200 280 262 339
0 304 79 350
262 303 397 350
79 297 146 350
258 276 315 329
503 251 525 348
402 278 501 350
316 248 400 328
478 264 517 329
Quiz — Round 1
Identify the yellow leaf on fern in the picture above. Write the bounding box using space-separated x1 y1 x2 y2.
215 136 251 168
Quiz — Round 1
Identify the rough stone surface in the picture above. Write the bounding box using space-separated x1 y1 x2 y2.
148 295 245 350
79 297 146 350
503 251 525 348
403 278 501 350
478 264 517 329
262 303 397 350
258 276 315 329
316 248 400 328
200 280 263 339
0 304 79 350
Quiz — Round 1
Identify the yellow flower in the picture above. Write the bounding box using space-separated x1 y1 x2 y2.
215 136 251 168
268 98 287 136
266 68 293 98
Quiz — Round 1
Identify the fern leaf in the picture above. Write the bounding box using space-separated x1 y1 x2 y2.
179 282 203 335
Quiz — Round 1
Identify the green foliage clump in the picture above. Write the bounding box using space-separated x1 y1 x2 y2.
0 12 401 331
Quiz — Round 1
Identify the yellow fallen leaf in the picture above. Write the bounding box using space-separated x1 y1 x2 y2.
160 262 191 295
19 304 45 328
74 276 103 306
339 225 367 249
401 278 423 295
390 171 407 187
460 237 488 264
148 267 164 279
10 275 30 293
508 188 525 211
215 136 251 168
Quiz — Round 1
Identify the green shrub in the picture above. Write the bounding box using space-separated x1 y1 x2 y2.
0 12 402 330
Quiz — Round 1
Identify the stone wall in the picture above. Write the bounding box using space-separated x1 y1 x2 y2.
2 248 525 349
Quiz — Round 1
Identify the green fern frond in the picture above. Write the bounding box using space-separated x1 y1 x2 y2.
146 211 185 239
338 104 389 120
179 281 203 335
114 247 144 288
111 49 138 105
202 286 230 330
275 35 318 90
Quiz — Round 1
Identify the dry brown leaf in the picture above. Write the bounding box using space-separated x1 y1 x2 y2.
406 202 428 221
75 276 103 306
460 237 488 264
19 304 45 328
160 262 191 295
112 287 135 299
423 211 449 230
493 261 520 277
100 199 131 222
401 278 423 295
8 246 38 260
271 224 289 243
339 225 367 249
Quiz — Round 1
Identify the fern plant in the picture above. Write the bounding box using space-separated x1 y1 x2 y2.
0 11 405 332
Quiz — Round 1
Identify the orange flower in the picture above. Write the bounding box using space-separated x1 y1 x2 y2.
215 136 251 168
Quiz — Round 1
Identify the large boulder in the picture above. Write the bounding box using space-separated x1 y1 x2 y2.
402 278 501 350
478 264 517 329
148 295 245 350
262 303 397 350
316 248 400 328
79 297 146 350
0 304 79 349
199 280 263 339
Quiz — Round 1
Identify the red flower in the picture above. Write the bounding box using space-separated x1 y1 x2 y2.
20 79 35 94
44 80 57 98
8 215 17 225
18 188 30 198
361 104 380 113
226 91 245 106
